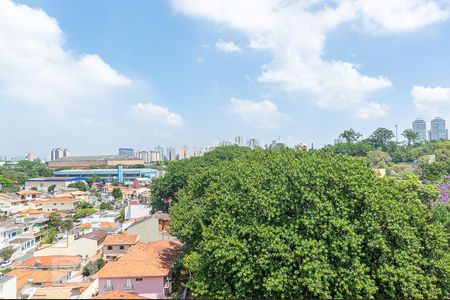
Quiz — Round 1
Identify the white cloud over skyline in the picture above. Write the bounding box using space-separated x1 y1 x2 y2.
130 102 184 127
171 0 450 119
215 39 242 52
411 85 450 119
0 0 131 112
228 98 289 131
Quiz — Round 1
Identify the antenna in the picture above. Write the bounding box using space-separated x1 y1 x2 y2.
395 124 398 143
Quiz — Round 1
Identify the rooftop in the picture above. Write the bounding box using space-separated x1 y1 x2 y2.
34 197 78 204
52 155 141 162
24 177 87 182
97 240 182 278
18 255 82 268
8 269 70 292
104 234 139 245
82 230 108 242
16 190 42 195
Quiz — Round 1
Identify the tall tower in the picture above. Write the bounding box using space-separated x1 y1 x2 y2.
430 117 448 141
412 118 427 142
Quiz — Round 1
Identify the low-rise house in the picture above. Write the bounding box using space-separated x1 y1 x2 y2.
34 197 79 213
103 234 139 260
0 274 17 299
17 255 82 270
126 212 176 243
16 190 43 201
8 268 71 298
97 240 183 299
124 205 151 221
0 193 29 214
34 234 102 258
9 236 37 253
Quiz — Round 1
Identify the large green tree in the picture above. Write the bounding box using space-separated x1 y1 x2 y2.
339 129 363 143
151 146 250 212
367 127 395 149
170 149 449 299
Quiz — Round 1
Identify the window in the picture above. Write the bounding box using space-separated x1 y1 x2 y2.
61 203 64 205
106 279 112 289
107 246 113 250
126 279 132 289
119 245 124 250
53 203 57 205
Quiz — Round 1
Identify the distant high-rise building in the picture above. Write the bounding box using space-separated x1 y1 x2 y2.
430 117 448 141
149 150 160 163
155 145 164 163
246 138 260 149
219 140 233 147
138 151 149 163
119 148 135 156
166 147 176 161
412 118 427 142
179 146 190 160
25 153 36 161
235 135 244 146
50 148 69 161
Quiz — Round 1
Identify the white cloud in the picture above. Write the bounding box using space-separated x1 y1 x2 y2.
196 56 205 63
228 98 289 130
171 0 450 119
411 85 450 118
130 102 184 127
215 39 242 52
0 0 131 111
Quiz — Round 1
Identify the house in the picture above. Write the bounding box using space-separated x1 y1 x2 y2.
17 255 82 270
124 205 151 221
97 240 183 299
0 193 28 214
34 234 102 258
0 216 48 252
16 190 43 201
7 268 71 298
94 290 146 299
103 234 139 260
126 212 176 243
34 197 79 213
55 190 89 202
0 274 16 299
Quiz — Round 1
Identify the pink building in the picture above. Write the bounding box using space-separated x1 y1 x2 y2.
97 240 182 299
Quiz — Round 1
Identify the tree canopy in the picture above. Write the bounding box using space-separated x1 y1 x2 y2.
339 129 362 143
366 127 395 149
170 148 449 299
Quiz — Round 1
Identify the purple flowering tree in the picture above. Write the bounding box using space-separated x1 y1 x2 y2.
437 176 450 204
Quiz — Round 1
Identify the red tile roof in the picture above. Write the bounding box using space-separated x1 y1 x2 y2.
18 256 82 268
33 197 78 204
17 190 42 196
97 240 183 278
103 234 139 246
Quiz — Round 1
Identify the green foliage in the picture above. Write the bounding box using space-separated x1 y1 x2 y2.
73 208 97 220
60 219 73 232
170 149 449 299
367 149 391 169
0 161 51 192
47 184 56 193
82 258 107 276
42 227 58 244
86 175 102 187
0 246 15 261
30 187 38 191
402 129 418 146
48 212 62 229
323 141 373 157
67 181 88 191
419 161 450 183
151 146 250 212
118 208 125 223
112 188 123 199
339 129 363 143
78 201 94 209
366 127 395 149
0 267 12 274
99 202 114 210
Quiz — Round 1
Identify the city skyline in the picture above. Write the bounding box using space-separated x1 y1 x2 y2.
2 1 450 157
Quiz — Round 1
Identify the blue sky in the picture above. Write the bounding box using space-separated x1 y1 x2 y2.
1 0 450 158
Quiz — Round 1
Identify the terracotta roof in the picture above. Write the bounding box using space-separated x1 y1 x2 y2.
83 230 108 242
30 287 73 299
17 190 42 196
33 197 78 204
100 222 119 228
97 240 183 278
79 223 92 229
104 234 139 246
8 269 70 292
94 291 147 299
18 256 82 268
